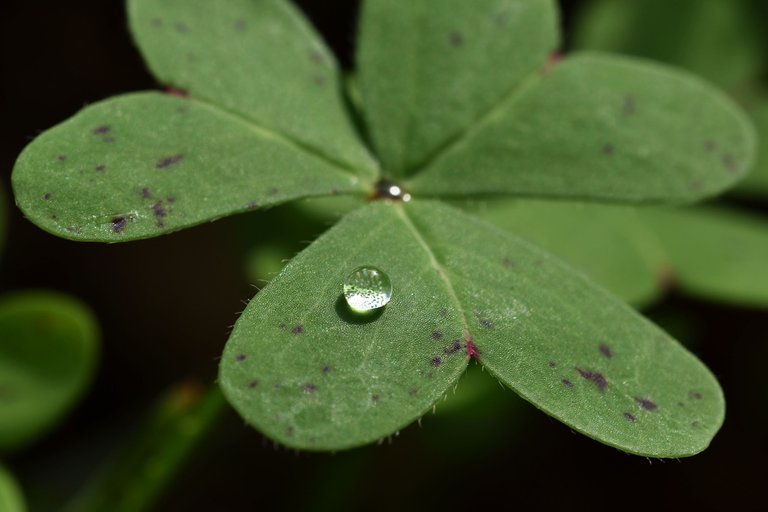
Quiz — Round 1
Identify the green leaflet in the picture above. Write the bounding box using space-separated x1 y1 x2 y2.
737 102 768 197
0 465 26 512
641 207 768 308
573 0 764 90
12 93 371 242
221 201 723 456
0 292 99 452
356 0 559 176
407 53 756 203
468 199 667 307
128 0 377 174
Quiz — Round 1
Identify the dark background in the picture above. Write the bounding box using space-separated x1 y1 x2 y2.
1 1 767 510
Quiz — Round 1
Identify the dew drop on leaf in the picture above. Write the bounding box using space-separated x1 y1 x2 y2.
342 266 392 313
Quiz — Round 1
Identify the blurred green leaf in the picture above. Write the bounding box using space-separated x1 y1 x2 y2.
468 199 667 306
737 101 768 197
357 0 558 176
641 207 768 308
128 0 377 173
0 464 26 512
573 0 764 90
221 200 723 456
12 93 372 242
0 183 7 257
65 384 225 512
407 53 755 203
0 292 99 452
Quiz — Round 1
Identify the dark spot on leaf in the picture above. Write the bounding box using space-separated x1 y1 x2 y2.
677 401 685 407
322 365 332 374
57 155 67 161
575 368 608 393
703 139 716 152
602 143 615 156
235 354 246 362
156 154 184 169
291 325 304 335
166 196 176 204
151 201 168 228
140 187 151 199
622 95 636 116
302 383 317 394
634 397 658 411
501 257 515 268
93 125 110 135
548 361 556 368
598 343 612 359
371 394 380 403
111 216 128 233
562 379 574 388
431 356 442 367
95 164 106 172
43 193 51 200
248 379 259 389
431 330 443 340
175 22 189 34
689 391 702 400
474 311 493 329
722 153 738 173
449 31 464 47
234 19 247 31
444 341 462 355
623 412 636 422
310 50 324 64
466 339 479 359
408 388 418 396
691 421 700 428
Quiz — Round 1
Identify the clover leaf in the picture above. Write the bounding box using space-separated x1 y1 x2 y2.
0 292 99 452
11 0 755 456
0 464 25 512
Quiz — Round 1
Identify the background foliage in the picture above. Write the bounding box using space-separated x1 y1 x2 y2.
1 0 767 510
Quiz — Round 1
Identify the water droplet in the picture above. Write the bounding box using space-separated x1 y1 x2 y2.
343 266 392 313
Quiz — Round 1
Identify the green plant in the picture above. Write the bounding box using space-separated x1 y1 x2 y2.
11 0 756 457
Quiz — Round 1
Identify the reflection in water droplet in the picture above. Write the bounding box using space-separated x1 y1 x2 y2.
343 266 392 313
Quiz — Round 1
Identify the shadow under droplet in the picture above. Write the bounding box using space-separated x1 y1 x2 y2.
335 295 384 325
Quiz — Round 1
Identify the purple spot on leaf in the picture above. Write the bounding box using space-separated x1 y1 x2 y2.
431 356 442 367
156 154 184 169
111 216 127 233
291 325 304 335
449 31 464 47
689 391 702 400
562 379 574 388
235 354 246 362
93 125 110 135
623 412 636 422
43 193 51 201
248 379 259 389
431 330 443 340
95 164 106 172
634 397 658 411
575 368 608 393
371 394 380 403
57 155 67 161
548 361 557 368
444 341 462 355
302 383 317 394
598 343 612 359
140 187 151 199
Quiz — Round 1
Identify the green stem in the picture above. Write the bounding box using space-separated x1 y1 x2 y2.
64 383 227 512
